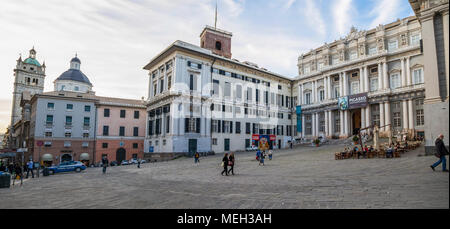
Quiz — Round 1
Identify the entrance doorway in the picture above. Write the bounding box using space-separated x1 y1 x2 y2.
188 139 197 155
351 109 362 135
61 154 72 163
116 148 126 164
224 139 230 151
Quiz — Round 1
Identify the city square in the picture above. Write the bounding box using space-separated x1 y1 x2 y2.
1 143 448 209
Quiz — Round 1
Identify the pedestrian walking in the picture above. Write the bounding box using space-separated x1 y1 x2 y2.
7 163 14 175
26 160 34 178
221 153 229 176
227 152 235 175
268 150 273 160
102 156 109 174
431 134 449 172
256 150 261 161
13 163 22 186
259 151 265 166
194 152 200 164
137 158 141 168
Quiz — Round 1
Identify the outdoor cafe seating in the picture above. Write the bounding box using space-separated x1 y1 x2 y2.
335 140 421 160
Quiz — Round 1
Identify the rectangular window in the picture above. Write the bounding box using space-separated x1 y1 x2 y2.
103 126 109 136
413 68 424 84
410 34 421 46
390 73 401 89
133 127 139 137
235 122 241 134
351 81 360 95
119 126 125 136
370 78 378 92
47 103 54 109
224 82 231 97
333 86 340 98
83 117 90 126
120 110 126 118
102 143 108 148
166 117 170 134
236 84 242 100
247 88 252 101
84 105 91 112
305 93 311 105
388 40 398 51
168 75 172 90
189 74 197 91
212 120 218 133
134 111 140 119
350 50 358 60
46 115 53 124
65 116 72 125
212 138 218 145
83 133 89 138
416 109 424 126
66 104 73 110
104 108 110 117
255 89 259 103
368 45 377 55
319 90 325 101
133 143 138 149
45 131 52 137
393 112 402 128
160 79 164 93
213 80 220 95
246 123 251 134
65 132 72 138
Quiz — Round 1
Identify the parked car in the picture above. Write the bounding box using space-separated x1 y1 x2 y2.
47 161 86 175
140 159 147 164
246 145 258 151
129 159 138 164
110 161 118 166
121 160 130 165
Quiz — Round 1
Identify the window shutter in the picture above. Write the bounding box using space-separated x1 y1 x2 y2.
222 120 225 133
196 118 201 133
218 120 221 133
230 121 233 133
185 118 189 133
252 123 256 134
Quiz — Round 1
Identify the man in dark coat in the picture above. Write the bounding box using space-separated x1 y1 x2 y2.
431 134 449 172
102 157 109 174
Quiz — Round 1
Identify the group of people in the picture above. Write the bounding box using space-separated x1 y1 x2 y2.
0 161 26 184
256 150 272 166
340 145 375 159
221 152 235 176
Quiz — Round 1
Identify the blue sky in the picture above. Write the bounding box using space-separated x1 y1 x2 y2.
0 0 414 132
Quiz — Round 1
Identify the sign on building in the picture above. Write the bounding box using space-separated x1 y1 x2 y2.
296 105 302 132
338 93 368 110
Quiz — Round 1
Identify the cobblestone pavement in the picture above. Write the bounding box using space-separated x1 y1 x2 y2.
0 143 448 209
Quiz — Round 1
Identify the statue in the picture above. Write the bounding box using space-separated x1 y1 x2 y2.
373 125 380 150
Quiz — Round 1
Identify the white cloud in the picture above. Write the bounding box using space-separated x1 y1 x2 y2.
302 0 326 37
283 0 297 10
332 0 353 36
369 0 402 28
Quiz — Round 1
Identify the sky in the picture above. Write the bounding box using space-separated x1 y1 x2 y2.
0 0 414 133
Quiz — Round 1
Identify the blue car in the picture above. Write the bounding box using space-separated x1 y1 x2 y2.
48 161 86 175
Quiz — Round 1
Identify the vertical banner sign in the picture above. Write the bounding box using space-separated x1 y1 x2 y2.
259 135 270 151
296 105 302 132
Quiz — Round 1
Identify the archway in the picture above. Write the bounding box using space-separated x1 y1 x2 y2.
116 148 126 164
352 109 362 135
61 154 72 163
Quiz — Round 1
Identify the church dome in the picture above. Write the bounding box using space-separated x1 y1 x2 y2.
23 57 41 66
56 69 92 85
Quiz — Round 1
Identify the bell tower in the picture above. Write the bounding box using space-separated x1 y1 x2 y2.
10 47 46 126
200 26 232 59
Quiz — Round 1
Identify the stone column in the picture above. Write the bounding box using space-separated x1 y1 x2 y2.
365 106 371 128
383 62 389 89
339 73 343 97
316 112 320 136
312 113 316 137
324 78 328 101
406 57 411 86
329 110 334 136
298 84 302 105
380 103 385 132
312 81 316 104
325 111 329 137
328 76 332 99
359 67 364 93
344 110 349 136
385 101 391 131
343 72 348 96
361 108 366 130
444 12 449 96
378 63 383 90
364 66 369 92
408 99 414 132
302 114 305 137
402 100 409 130
401 58 406 87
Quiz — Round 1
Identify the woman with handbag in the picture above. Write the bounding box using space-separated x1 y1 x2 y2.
227 152 235 175
221 153 229 176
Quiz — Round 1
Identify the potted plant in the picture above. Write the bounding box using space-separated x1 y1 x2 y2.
353 135 359 145
313 139 320 147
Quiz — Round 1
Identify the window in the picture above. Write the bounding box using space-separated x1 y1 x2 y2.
120 110 126 118
163 140 166 146
349 50 358 60
84 105 91 112
102 143 108 148
65 132 72 138
410 34 421 46
333 86 340 98
212 138 218 145
390 73 401 89
236 85 242 100
224 82 231 97
103 126 109 136
351 81 360 95
416 109 424 126
44 142 52 147
305 93 311 105
335 116 340 133
45 132 52 137
46 115 53 125
134 111 140 119
413 68 424 84
215 41 222 50
64 141 71 147
74 86 79 91
133 127 139 137
393 112 402 128
83 133 89 138
370 78 378 92
65 116 72 125
246 123 251 134
212 120 219 133
133 143 138 149
304 66 310 74
213 80 220 95
47 103 54 110
318 62 324 70
166 117 170 133
168 75 172 90
153 83 157 96
160 79 164 93
235 122 241 134
119 126 125 136
368 45 377 55
246 88 252 101
104 108 110 117
332 55 339 65
83 117 90 126
189 74 197 91
66 104 73 110
388 40 398 51
319 90 325 102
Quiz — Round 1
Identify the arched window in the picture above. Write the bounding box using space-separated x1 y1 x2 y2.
215 41 222 51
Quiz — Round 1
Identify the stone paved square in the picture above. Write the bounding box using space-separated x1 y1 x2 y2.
0 143 448 209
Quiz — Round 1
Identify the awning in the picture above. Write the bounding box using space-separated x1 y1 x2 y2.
42 154 53 161
80 153 90 161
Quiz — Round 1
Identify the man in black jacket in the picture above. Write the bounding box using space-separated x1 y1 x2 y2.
102 157 109 174
431 134 449 172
